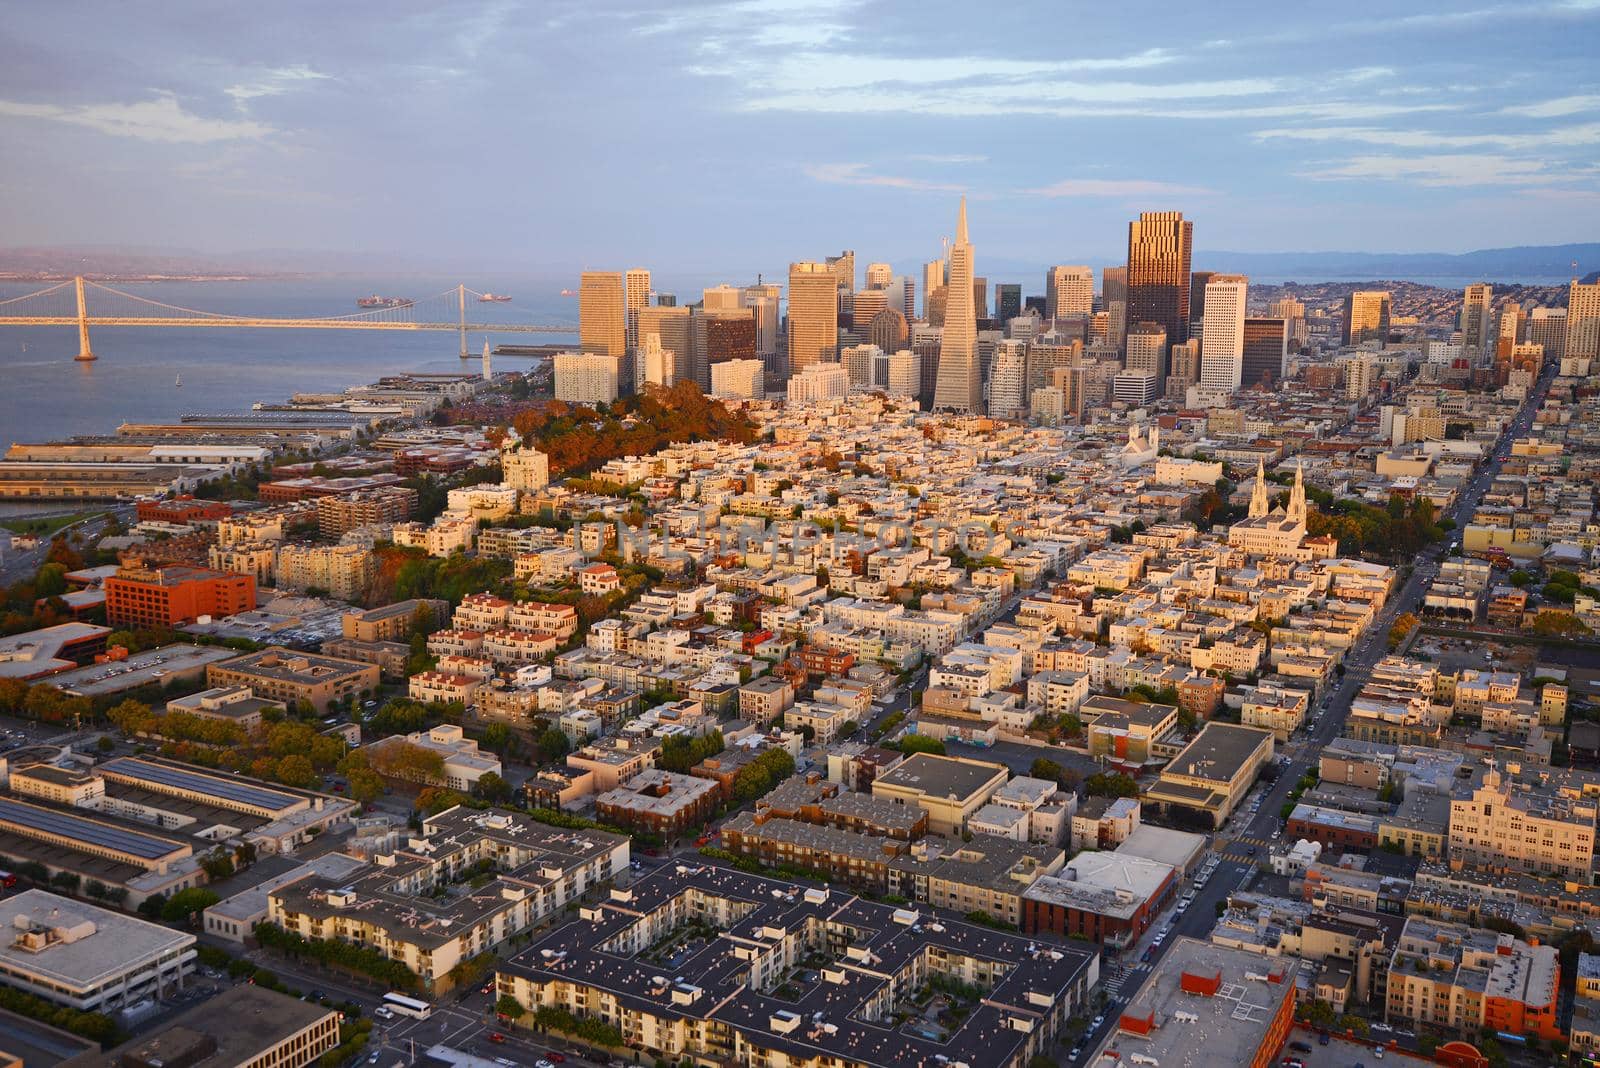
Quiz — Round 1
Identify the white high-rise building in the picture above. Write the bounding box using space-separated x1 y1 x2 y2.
554 352 620 405
1124 321 1168 392
1046 266 1094 320
933 198 981 413
1199 274 1248 391
1567 281 1600 362
500 441 550 493
787 262 839 372
887 349 921 399
986 340 1028 419
624 268 651 352
638 305 692 387
1030 386 1065 426
640 333 674 388
1345 354 1377 400
865 262 893 289
842 344 885 390
786 363 849 405
1461 283 1492 362
1268 296 1307 348
740 283 782 368
710 359 764 401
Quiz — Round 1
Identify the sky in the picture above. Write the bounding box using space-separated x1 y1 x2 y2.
2 0 1598 282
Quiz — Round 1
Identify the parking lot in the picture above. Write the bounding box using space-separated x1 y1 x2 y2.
1283 1030 1433 1068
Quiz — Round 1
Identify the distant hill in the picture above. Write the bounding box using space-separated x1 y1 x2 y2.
1196 243 1600 281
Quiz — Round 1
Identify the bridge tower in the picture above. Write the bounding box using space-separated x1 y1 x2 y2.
458 285 469 358
73 276 95 362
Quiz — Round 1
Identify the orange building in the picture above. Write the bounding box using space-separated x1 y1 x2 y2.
104 563 256 628
135 496 233 524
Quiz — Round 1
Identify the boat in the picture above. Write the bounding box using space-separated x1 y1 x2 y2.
478 293 513 303
175 373 182 387
356 295 412 308
559 288 577 297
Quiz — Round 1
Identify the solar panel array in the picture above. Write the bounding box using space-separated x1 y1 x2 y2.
0 797 182 861
99 758 300 812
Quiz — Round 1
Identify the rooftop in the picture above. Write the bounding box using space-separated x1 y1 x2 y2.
64 984 336 1068
872 753 1008 803
0 890 194 991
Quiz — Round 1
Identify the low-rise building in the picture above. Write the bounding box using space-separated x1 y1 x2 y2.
870 753 1009 836
594 769 719 835
205 646 380 714
0 891 194 1012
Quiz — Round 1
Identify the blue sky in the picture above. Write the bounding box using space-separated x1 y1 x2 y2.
2 0 1597 280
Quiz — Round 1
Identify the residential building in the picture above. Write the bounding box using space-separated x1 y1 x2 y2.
1199 274 1248 391
206 646 380 713
554 352 620 405
104 563 255 628
870 752 1008 836
1385 916 1560 1041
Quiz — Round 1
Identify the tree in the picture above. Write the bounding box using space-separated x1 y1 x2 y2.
162 888 220 925
274 755 319 789
897 735 946 757
32 563 67 599
537 728 571 762
416 787 468 816
1084 772 1139 799
200 850 235 880
475 772 512 804
480 722 512 755
495 994 526 1020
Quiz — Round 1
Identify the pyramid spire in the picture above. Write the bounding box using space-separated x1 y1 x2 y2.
955 195 969 246
1249 457 1270 519
1288 459 1307 525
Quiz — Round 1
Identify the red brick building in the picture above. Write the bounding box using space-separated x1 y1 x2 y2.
135 496 233 524
104 563 256 628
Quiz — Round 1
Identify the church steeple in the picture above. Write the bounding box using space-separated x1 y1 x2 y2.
1288 459 1307 525
1248 457 1270 519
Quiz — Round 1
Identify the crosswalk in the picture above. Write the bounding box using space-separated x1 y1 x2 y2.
1102 960 1153 999
1228 835 1272 850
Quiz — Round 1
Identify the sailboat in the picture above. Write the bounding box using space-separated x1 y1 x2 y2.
175 373 182 388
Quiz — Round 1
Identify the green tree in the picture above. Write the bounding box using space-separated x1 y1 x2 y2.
475 772 512 804
32 562 68 598
897 735 946 756
162 888 221 925
538 728 571 762
1085 772 1139 799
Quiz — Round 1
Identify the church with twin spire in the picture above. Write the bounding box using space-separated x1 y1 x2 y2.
1226 458 1329 560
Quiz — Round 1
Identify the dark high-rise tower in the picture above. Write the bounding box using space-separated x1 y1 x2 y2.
994 283 1021 324
1188 270 1214 340
1126 211 1194 347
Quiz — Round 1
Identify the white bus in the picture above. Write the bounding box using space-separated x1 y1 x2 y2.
381 992 432 1020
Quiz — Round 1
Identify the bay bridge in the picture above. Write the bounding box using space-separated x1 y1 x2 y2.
0 277 577 361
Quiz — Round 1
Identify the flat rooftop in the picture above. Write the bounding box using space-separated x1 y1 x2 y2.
49 644 239 698
873 752 1008 802
0 890 194 991
1162 722 1273 783
99 757 306 815
64 984 335 1068
0 797 187 863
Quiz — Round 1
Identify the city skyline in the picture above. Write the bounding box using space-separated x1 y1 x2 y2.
2 1 1598 274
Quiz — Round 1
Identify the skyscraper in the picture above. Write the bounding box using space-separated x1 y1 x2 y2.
624 268 651 352
1046 266 1094 320
1124 322 1168 392
933 198 981 413
865 262 893 289
1566 281 1600 362
1343 291 1392 346
851 288 889 340
868 308 910 354
1461 283 1492 362
826 251 856 294
1102 266 1128 352
703 284 741 312
922 259 946 319
787 262 839 372
987 340 1028 419
1496 302 1524 360
579 272 626 360
972 277 989 320
1126 212 1193 347
886 276 916 323
1187 270 1214 339
705 310 756 369
638 304 692 386
1241 318 1288 388
994 283 1021 324
740 283 782 364
1268 296 1307 349
1199 274 1248 391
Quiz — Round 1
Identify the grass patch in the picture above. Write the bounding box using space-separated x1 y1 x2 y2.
0 512 102 537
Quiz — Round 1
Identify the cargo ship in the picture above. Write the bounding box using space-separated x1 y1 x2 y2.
356 295 412 308
559 288 577 297
477 293 513 303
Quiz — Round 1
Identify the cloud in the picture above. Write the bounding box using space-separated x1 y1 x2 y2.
1254 122 1600 150
803 162 965 192
1303 154 1566 187
1500 94 1600 117
908 154 987 164
0 92 273 143
224 65 332 107
1026 178 1216 198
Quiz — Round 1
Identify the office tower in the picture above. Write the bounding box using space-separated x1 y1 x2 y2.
1567 281 1600 361
922 259 946 318
787 363 849 404
1166 340 1200 399
842 344 884 389
994 283 1021 324
852 288 889 337
638 305 692 387
740 283 782 364
973 277 989 320
865 262 893 289
1125 322 1168 391
913 324 942 409
1241 317 1288 388
1496 301 1524 360
579 272 626 360
1268 296 1307 348
1113 369 1159 406
1187 270 1214 339
704 284 741 312
1199 275 1248 391
1461 283 1493 361
787 262 839 372
1030 386 1065 426
1528 308 1567 360
827 251 856 294
926 287 948 328
886 276 916 322
1126 211 1193 346
1027 340 1079 396
1046 266 1094 321
709 359 764 400
869 307 910 354
640 333 674 388
554 352 620 405
656 293 677 307
1342 291 1392 345
706 310 756 369
1102 266 1128 352
1345 354 1377 400
624 268 651 352
933 198 981 413
984 340 1028 419
887 349 920 399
